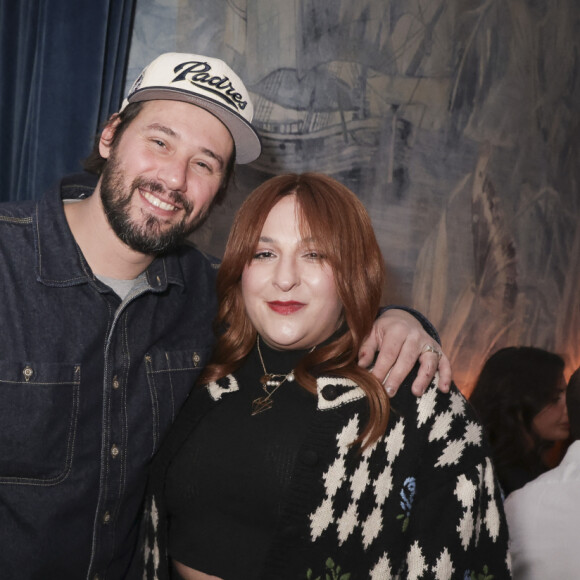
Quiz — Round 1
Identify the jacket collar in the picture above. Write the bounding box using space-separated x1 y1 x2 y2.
34 173 186 293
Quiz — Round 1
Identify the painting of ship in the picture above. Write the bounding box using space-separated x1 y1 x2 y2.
221 0 451 183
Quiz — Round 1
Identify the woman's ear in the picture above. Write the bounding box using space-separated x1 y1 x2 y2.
98 114 122 159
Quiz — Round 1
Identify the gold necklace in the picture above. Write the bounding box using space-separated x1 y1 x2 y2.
251 335 296 416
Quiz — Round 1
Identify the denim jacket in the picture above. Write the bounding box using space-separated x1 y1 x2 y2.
0 175 218 579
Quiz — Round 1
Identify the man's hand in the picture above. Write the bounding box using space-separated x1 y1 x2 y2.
358 309 452 397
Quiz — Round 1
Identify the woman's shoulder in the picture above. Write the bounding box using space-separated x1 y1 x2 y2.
391 376 476 424
313 371 478 428
387 379 490 468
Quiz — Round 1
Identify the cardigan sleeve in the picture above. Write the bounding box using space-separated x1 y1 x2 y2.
401 446 510 577
266 378 512 579
381 383 512 578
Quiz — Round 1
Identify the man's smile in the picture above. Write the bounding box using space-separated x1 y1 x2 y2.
140 188 180 212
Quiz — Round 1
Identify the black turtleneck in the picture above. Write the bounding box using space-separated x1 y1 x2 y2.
164 339 317 579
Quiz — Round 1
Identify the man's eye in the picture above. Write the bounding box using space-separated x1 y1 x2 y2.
190 159 216 174
196 161 212 172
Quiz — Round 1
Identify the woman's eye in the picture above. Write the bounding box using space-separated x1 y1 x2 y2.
253 250 274 260
305 251 323 260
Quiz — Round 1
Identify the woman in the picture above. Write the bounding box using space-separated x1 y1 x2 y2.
469 346 569 496
141 173 510 579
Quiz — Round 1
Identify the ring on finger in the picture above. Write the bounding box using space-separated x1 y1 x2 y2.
421 344 442 359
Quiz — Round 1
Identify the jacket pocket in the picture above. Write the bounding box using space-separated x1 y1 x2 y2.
144 346 211 454
0 362 80 485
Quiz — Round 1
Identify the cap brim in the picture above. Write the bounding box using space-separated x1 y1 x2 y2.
127 87 261 165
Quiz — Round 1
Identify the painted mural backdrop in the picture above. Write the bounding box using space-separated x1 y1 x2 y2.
128 0 580 392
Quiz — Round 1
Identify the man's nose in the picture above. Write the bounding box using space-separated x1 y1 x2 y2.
157 156 188 192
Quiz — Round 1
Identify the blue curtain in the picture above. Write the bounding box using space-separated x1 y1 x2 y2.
0 0 136 201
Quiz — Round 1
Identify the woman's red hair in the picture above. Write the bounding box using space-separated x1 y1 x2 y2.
198 173 388 447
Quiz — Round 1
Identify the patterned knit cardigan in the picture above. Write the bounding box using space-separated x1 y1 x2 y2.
138 371 512 580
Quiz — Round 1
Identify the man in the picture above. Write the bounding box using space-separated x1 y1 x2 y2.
505 366 579 578
0 53 449 579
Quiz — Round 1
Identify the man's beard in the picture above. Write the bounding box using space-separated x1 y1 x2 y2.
100 154 209 255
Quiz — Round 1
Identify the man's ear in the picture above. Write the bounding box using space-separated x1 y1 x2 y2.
99 114 122 159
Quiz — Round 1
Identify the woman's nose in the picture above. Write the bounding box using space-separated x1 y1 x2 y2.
273 257 299 291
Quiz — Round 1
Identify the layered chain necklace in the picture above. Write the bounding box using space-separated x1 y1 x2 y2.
251 336 299 416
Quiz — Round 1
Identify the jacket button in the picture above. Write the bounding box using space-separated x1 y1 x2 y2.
322 385 339 400
22 366 34 382
299 449 319 466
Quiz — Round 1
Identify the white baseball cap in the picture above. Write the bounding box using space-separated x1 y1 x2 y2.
120 52 261 164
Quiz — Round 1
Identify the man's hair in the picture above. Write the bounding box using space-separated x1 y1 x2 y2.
567 367 580 441
197 172 389 448
83 102 146 175
83 101 235 204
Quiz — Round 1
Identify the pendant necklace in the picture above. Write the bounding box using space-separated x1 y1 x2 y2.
251 335 296 416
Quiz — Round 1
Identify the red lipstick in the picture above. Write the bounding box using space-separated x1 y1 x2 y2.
267 301 305 315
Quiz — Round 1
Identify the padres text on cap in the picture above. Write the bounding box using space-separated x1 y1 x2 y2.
120 53 261 164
